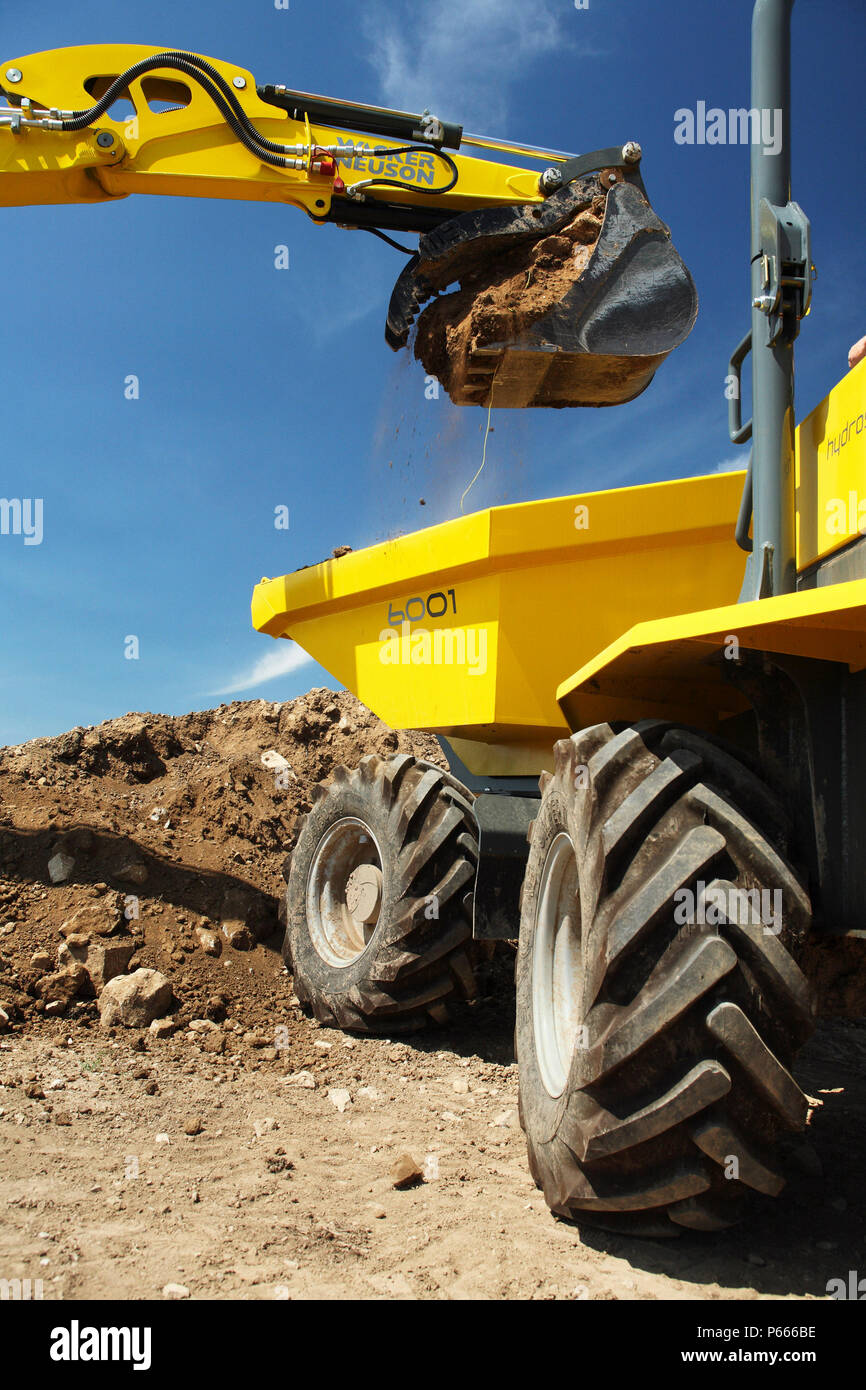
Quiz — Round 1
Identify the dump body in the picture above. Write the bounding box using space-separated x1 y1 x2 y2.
252 470 745 776
554 358 866 733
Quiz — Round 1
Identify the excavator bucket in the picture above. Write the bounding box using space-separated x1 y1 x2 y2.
386 165 698 408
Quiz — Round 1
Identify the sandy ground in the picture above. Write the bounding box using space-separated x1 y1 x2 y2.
2 965 865 1302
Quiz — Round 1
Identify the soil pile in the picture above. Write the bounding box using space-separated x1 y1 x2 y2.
0 691 443 1039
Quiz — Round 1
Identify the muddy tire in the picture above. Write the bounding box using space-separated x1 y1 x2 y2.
516 721 816 1235
285 754 478 1033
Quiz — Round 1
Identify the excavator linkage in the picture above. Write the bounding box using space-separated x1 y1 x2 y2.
386 166 698 408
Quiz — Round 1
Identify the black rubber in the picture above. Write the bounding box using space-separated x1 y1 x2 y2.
516 721 815 1236
285 754 478 1033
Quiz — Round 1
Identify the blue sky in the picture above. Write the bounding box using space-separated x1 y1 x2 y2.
1 0 863 745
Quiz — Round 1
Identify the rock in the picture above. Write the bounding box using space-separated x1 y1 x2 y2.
451 1077 470 1095
184 1116 203 1136
30 950 53 972
188 1018 220 1032
253 1116 278 1137
149 1018 179 1039
243 1031 270 1048
38 964 89 1008
98 968 173 1028
63 932 91 948
265 1153 294 1174
44 1000 67 1017
60 898 124 939
162 1283 190 1300
328 1088 352 1114
195 927 222 958
260 749 293 773
24 1081 45 1099
205 995 227 1021
287 1070 316 1089
367 1203 387 1220
48 851 75 884
390 1154 424 1190
221 890 254 951
116 862 148 886
58 938 135 992
491 1109 516 1128
200 1033 226 1054
357 1086 379 1101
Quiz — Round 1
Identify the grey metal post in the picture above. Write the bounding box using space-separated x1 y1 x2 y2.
748 0 796 598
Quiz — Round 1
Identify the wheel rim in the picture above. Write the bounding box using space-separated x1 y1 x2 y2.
306 817 384 968
532 832 583 1099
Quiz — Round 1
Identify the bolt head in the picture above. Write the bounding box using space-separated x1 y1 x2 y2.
5 68 22 84
622 141 642 165
539 166 564 194
96 131 115 148
232 75 246 90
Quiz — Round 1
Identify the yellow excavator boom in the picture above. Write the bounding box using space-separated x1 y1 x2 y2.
0 43 699 408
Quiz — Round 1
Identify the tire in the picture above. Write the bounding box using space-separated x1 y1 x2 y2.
516 721 816 1236
285 753 479 1033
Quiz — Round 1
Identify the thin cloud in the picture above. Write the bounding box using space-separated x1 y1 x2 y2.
212 642 314 696
362 0 575 131
716 456 747 472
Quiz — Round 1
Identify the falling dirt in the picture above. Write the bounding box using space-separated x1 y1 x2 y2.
1 694 865 1300
414 197 605 405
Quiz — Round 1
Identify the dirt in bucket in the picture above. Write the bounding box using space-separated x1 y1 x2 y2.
413 196 606 404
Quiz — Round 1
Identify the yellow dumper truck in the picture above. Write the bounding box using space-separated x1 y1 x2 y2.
3 0 863 1236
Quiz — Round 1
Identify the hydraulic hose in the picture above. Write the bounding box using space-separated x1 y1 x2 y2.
60 51 459 191
61 52 298 167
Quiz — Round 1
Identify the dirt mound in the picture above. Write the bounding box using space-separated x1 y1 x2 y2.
413 197 605 403
0 690 443 1041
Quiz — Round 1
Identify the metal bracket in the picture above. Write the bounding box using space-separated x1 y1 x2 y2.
752 199 812 345
740 538 775 603
557 144 642 189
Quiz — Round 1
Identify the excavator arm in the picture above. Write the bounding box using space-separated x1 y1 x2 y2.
0 43 697 408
